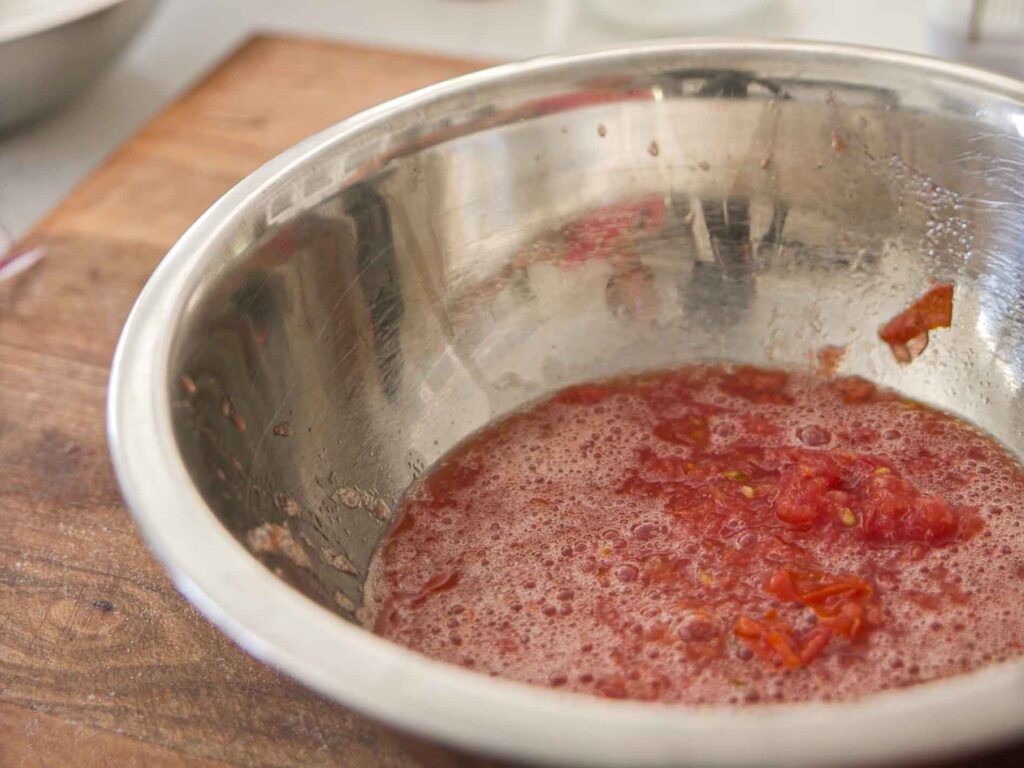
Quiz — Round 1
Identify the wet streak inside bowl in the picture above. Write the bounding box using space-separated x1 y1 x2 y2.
366 365 1024 704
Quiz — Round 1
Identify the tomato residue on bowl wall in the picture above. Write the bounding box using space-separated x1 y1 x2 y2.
366 365 1024 704
878 283 954 363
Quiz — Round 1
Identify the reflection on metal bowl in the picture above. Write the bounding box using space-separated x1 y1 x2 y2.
109 41 1024 767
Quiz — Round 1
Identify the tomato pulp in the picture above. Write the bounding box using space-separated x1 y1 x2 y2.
366 366 1024 704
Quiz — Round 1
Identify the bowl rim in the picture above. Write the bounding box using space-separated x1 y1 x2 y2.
0 0 127 44
108 38 1024 767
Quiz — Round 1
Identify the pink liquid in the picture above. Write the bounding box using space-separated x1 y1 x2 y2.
366 366 1024 704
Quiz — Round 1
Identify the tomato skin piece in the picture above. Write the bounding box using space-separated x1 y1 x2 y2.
734 612 833 669
767 569 873 606
767 569 799 601
735 615 798 667
878 283 954 363
823 601 866 638
879 283 954 347
741 569 876 671
765 569 875 645
765 631 802 669
800 627 834 664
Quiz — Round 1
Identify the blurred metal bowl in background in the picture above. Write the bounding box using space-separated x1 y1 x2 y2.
109 40 1024 767
0 0 157 131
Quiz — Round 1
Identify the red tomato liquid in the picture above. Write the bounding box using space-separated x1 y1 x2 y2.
366 366 1024 704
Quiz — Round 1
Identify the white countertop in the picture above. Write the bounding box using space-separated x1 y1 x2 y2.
0 0 932 243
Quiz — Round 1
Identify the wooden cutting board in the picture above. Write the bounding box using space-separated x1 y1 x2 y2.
0 35 499 768
0 33 1020 768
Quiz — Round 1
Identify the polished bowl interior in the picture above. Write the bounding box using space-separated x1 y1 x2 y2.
109 41 1024 767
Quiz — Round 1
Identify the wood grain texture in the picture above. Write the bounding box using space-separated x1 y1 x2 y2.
0 33 1021 768
0 34 496 768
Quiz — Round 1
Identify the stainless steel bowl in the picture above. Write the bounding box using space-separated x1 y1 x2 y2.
0 0 157 131
108 41 1024 767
